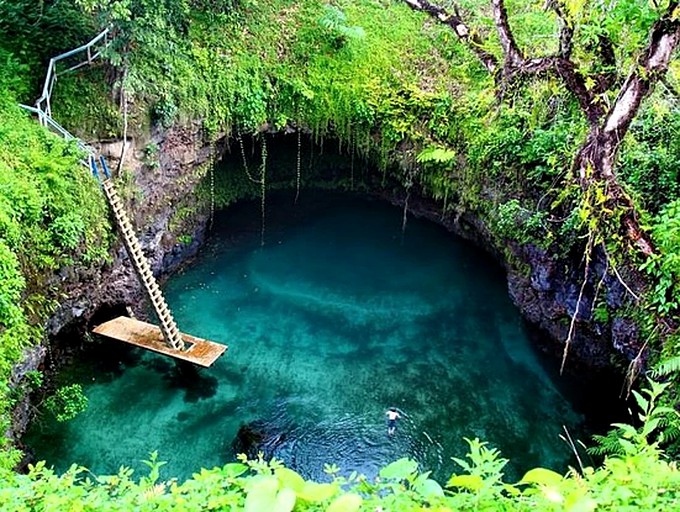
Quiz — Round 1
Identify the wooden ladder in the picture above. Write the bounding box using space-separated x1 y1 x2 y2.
101 179 185 351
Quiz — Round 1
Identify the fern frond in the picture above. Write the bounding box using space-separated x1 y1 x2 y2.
587 431 625 457
650 356 680 378
662 424 680 443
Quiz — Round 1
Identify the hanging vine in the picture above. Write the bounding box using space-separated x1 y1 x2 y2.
238 132 260 184
295 123 302 204
209 143 216 231
116 67 129 177
401 165 416 244
260 135 267 247
349 130 355 191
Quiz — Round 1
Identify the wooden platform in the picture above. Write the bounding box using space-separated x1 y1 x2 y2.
93 316 227 367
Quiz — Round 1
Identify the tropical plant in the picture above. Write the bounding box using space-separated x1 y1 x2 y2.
44 384 89 423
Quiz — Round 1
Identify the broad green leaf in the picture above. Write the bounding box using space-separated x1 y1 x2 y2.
417 478 444 498
446 474 483 491
519 467 563 487
326 493 363 512
244 476 279 512
564 491 597 512
379 458 418 480
641 417 660 437
542 486 564 504
298 482 337 502
632 390 648 413
273 488 296 512
222 463 248 479
275 467 305 492
416 147 456 164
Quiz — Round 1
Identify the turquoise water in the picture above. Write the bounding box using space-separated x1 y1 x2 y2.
27 194 593 483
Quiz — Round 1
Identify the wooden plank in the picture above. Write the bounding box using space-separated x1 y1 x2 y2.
92 316 227 368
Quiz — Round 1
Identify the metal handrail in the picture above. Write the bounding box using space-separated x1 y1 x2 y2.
18 104 94 155
19 27 110 171
33 28 110 120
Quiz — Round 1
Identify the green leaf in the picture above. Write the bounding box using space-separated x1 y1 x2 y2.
326 493 363 512
416 146 456 164
297 482 337 502
245 476 279 512
222 463 248 479
416 478 444 498
519 467 564 487
446 474 484 491
378 458 418 480
273 488 296 512
632 390 649 413
275 467 305 492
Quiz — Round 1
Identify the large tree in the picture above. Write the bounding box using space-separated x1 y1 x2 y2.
403 0 680 256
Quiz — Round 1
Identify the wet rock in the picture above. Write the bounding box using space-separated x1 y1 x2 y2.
612 317 642 361
11 125 215 446
232 421 287 460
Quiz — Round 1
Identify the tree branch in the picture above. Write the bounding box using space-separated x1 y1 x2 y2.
401 0 498 73
506 56 603 124
491 0 523 66
603 4 680 143
547 0 574 60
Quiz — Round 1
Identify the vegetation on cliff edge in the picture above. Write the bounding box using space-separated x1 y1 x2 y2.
2 0 680 509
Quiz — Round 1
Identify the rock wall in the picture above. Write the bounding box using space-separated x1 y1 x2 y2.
10 123 216 447
13 128 640 447
380 188 642 375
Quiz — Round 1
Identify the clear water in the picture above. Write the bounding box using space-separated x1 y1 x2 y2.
27 194 595 484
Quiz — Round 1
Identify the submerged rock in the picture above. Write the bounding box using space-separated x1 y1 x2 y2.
232 420 287 460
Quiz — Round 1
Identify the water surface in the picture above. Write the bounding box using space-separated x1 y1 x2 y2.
27 194 590 483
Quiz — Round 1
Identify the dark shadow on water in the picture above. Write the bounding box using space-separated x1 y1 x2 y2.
58 339 144 386
163 362 220 403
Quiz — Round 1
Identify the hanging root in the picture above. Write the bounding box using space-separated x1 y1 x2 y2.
559 425 585 474
622 336 652 399
116 67 129 176
209 143 216 231
602 244 640 302
561 231 594 374
295 126 301 204
238 133 262 184
260 136 267 247
350 131 355 190
590 252 608 317
401 188 410 244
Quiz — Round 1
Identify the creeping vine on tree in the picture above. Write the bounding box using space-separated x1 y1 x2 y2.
403 0 680 369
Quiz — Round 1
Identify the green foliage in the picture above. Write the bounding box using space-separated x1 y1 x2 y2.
0 86 110 467
619 103 680 214
318 4 366 50
50 68 123 140
44 384 89 423
651 355 680 379
640 198 680 316
0 0 96 100
3 386 680 511
1 0 680 507
416 146 456 164
24 370 44 391
495 199 548 246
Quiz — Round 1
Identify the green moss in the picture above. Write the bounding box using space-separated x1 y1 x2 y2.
0 92 111 469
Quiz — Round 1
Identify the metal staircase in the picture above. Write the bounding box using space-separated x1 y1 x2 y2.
101 179 185 351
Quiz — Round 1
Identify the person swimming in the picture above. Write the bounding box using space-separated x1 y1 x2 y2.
386 407 401 435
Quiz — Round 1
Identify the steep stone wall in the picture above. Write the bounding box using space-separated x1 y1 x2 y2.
10 123 216 447
13 128 640 447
